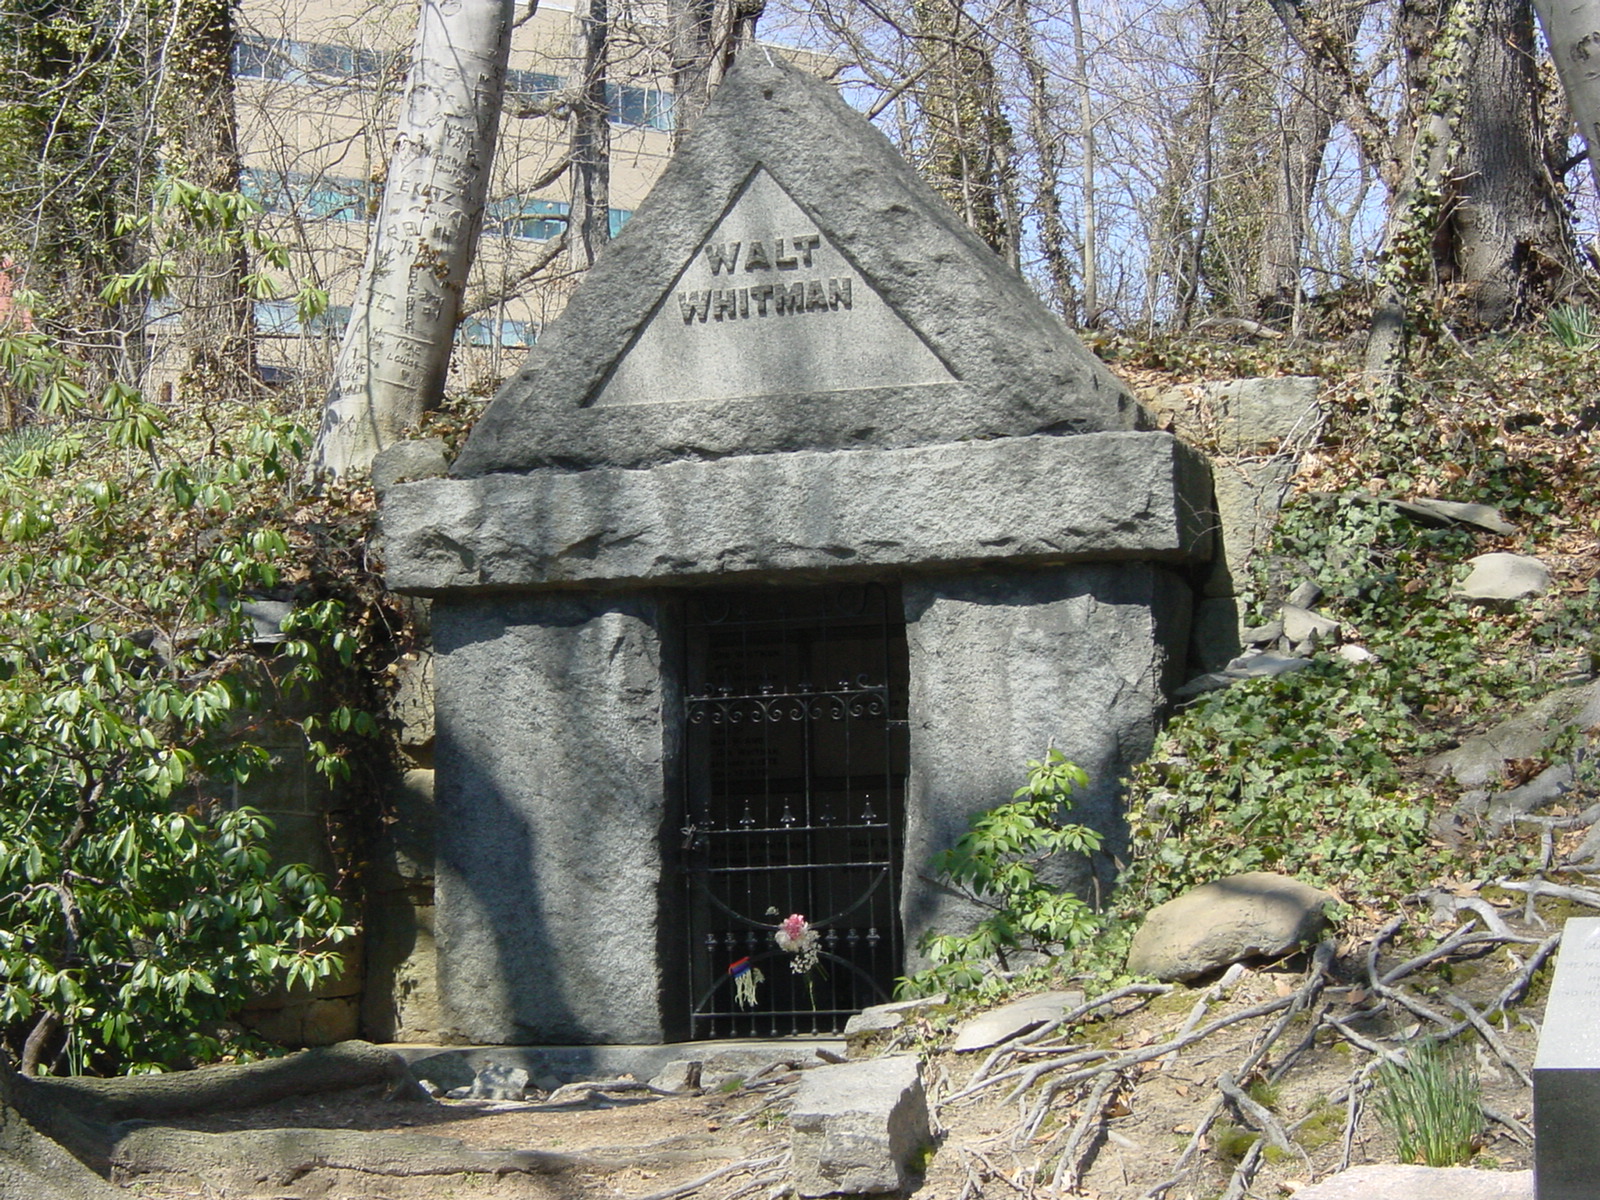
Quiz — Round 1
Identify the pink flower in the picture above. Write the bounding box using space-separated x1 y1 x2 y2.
777 914 809 949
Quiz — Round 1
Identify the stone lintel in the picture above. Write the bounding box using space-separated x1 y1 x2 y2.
383 432 1213 596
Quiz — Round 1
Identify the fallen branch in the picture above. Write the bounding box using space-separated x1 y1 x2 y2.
1048 1070 1122 1194
1443 990 1532 1087
627 1153 786 1200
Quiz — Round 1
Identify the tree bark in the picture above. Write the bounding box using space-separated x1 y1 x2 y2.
1443 0 1574 325
1253 1 1351 325
312 0 515 479
1532 0 1600 191
157 0 255 401
1012 0 1077 320
568 0 612 272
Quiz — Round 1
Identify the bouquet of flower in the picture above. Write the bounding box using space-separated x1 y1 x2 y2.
775 913 821 974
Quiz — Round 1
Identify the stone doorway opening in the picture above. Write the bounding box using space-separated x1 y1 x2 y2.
681 583 909 1037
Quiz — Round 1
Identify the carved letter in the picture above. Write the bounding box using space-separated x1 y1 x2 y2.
774 238 799 268
794 234 820 267
774 282 805 314
828 277 853 309
750 284 774 315
805 279 827 311
744 240 770 270
712 289 741 320
679 290 711 322
704 242 742 274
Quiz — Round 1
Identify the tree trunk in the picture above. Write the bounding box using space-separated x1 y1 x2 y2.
0 1055 121 1200
568 0 612 272
1444 0 1574 324
1067 0 1099 324
1012 0 1077 320
1364 0 1483 383
669 0 763 143
913 0 1019 260
1253 1 1351 325
1532 0 1600 190
157 0 255 401
312 0 515 479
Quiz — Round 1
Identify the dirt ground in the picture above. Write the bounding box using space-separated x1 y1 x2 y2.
115 911 1547 1200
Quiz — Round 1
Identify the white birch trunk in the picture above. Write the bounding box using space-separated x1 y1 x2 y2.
1532 0 1600 192
312 0 515 479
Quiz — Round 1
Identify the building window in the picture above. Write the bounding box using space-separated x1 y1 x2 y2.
254 300 350 336
605 83 674 131
233 37 298 82
461 317 535 348
489 197 569 241
609 208 632 237
506 68 562 98
233 36 387 86
242 168 372 223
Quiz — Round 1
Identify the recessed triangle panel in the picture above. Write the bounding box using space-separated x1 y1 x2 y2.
453 54 1146 476
592 170 954 406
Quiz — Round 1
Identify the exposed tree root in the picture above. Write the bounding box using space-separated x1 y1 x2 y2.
934 901 1559 1198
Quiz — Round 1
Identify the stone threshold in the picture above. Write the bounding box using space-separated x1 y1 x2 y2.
390 1038 848 1091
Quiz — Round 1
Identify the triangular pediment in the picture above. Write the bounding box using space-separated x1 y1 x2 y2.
593 168 954 405
455 54 1144 476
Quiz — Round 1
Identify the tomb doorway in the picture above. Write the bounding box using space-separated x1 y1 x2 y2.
681 583 909 1037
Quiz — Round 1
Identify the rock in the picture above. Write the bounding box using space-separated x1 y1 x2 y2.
371 438 450 495
1202 458 1298 599
1393 497 1518 536
1336 644 1377 664
649 1060 704 1093
1280 604 1340 645
388 652 435 753
416 1078 443 1098
1206 376 1324 453
1425 680 1600 787
1174 652 1316 698
842 994 946 1038
1286 580 1324 609
1454 552 1550 604
1127 871 1336 981
240 598 292 644
1242 619 1283 646
465 1063 529 1101
950 990 1085 1052
1286 1164 1531 1199
1190 595 1244 673
790 1057 931 1196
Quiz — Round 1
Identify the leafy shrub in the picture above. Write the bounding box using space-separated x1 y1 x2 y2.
0 255 370 1072
898 750 1107 997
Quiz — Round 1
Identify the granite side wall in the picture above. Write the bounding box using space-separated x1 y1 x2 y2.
901 565 1192 960
430 594 682 1044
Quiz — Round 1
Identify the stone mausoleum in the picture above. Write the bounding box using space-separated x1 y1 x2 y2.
381 54 1214 1045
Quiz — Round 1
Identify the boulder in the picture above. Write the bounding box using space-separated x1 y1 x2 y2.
1454 552 1550 604
950 990 1085 1052
1128 872 1335 981
1286 1165 1531 1199
790 1057 931 1196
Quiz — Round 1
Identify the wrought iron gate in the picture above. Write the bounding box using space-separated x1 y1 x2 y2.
681 583 908 1037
